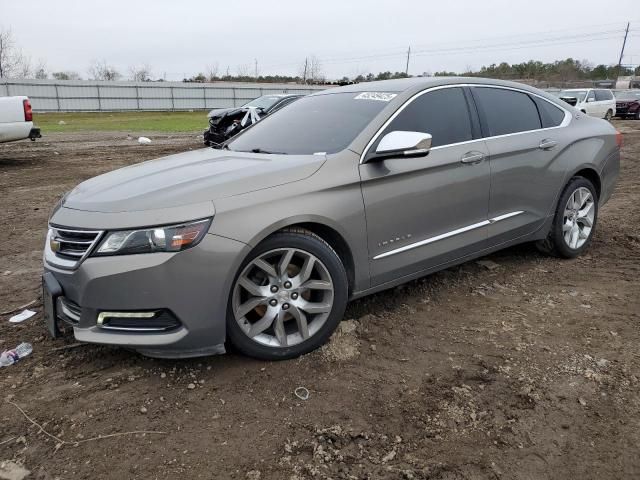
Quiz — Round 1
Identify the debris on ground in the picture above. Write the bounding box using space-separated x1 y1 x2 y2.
476 259 501 270
294 387 310 401
0 460 30 480
138 136 152 145
8 310 36 324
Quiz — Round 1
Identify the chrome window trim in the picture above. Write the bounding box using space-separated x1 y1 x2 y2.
373 211 524 260
359 83 572 164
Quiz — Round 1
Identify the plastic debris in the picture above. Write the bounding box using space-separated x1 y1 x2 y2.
138 136 152 145
8 309 36 324
0 343 33 367
0 460 31 480
294 387 310 401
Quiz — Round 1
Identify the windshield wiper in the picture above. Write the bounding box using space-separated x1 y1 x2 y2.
239 148 288 155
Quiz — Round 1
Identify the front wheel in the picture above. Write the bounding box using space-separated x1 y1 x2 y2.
226 230 348 360
536 177 598 258
605 109 613 121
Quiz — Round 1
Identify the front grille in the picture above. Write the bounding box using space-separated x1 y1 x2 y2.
45 226 104 269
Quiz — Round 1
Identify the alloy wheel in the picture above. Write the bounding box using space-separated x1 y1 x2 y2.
563 187 595 249
232 248 335 348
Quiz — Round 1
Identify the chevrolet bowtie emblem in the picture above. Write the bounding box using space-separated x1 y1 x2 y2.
50 237 61 252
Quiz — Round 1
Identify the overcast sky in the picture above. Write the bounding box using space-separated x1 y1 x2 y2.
2 0 639 80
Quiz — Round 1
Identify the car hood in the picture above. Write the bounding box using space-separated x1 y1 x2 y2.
207 107 239 118
62 148 326 213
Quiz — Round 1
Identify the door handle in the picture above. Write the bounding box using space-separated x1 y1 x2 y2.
539 139 558 150
460 151 485 164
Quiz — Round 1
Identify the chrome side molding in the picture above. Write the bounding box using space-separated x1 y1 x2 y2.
373 211 524 260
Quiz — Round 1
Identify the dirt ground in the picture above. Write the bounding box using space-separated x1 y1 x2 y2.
0 123 639 480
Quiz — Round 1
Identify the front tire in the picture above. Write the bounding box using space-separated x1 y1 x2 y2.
605 109 613 121
536 177 598 258
226 229 348 360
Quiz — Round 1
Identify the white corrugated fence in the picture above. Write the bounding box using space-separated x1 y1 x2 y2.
0 79 327 112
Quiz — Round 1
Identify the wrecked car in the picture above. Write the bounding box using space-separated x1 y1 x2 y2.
203 94 303 146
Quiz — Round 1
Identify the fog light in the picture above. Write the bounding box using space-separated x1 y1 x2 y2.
97 310 180 332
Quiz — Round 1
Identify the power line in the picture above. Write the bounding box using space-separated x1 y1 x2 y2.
262 22 632 70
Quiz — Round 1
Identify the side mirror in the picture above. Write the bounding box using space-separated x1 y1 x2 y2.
371 131 432 161
587 97 595 103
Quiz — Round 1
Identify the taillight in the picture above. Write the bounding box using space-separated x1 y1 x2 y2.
23 99 33 122
615 131 623 149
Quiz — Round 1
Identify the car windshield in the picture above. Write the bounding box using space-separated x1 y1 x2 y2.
614 91 640 100
243 95 285 110
559 90 587 101
228 92 391 155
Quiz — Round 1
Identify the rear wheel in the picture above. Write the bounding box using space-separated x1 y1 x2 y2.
226 230 348 360
605 109 613 121
536 177 598 258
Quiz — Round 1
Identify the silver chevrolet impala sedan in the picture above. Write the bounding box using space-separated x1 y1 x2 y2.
42 77 620 360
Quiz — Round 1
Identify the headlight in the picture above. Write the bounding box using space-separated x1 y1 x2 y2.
94 218 212 256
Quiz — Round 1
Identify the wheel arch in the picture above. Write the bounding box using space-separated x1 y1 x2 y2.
247 216 361 295
571 167 602 199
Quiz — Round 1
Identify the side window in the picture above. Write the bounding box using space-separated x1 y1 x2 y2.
473 87 541 137
533 97 566 128
595 90 613 101
587 90 596 102
380 87 473 148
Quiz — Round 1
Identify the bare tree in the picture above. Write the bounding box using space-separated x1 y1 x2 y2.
88 59 121 81
17 52 32 78
128 64 152 81
52 71 81 80
0 28 28 78
206 62 219 81
34 59 48 79
309 55 324 83
236 64 250 78
299 58 309 84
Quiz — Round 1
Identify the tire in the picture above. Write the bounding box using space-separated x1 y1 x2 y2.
226 229 348 360
536 177 598 258
605 109 613 121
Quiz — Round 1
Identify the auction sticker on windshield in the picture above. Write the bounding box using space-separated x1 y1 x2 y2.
354 92 398 102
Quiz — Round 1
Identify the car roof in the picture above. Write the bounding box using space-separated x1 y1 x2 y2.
264 93 301 98
310 77 568 97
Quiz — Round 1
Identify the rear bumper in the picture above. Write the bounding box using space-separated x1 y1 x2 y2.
43 233 250 358
599 149 620 206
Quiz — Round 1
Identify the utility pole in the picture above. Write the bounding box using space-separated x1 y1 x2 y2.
254 58 258 80
405 46 411 76
616 22 630 81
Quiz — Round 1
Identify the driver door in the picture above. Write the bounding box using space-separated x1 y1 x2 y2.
359 87 491 287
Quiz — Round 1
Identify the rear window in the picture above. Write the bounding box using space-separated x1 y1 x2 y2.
533 97 566 128
473 87 541 137
228 92 390 155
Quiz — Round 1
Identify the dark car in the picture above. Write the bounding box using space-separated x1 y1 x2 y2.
203 94 303 146
613 90 640 120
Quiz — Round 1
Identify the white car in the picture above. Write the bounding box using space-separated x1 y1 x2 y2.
558 88 616 120
0 95 41 143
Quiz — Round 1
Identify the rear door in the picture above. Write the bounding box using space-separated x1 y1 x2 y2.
360 86 491 286
470 86 571 246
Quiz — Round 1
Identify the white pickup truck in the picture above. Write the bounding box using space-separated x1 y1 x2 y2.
0 96 41 143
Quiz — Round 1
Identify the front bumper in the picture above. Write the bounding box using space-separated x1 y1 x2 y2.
43 233 249 358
